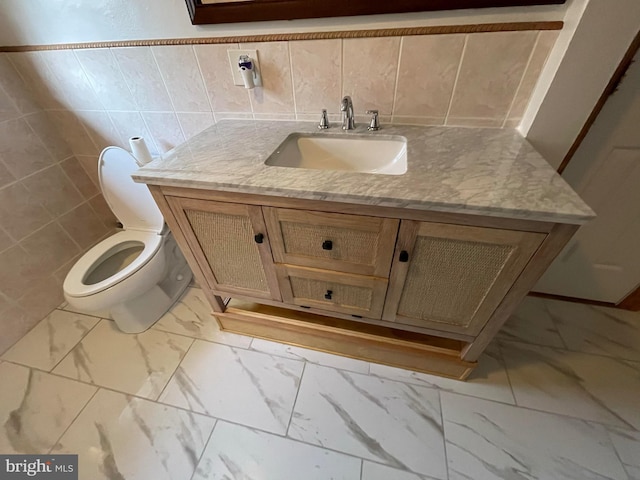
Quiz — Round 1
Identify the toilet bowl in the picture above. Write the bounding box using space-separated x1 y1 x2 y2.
63 147 192 333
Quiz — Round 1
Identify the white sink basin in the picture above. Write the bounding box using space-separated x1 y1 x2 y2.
264 133 407 175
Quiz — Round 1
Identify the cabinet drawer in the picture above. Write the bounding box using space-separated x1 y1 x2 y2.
277 265 388 318
264 207 398 277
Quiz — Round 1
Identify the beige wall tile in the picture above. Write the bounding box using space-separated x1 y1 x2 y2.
75 110 124 151
194 44 252 113
15 275 65 330
0 245 45 299
290 39 341 115
75 156 99 187
39 50 103 111
24 111 73 161
111 47 173 112
391 115 445 126
88 194 118 228
0 183 52 241
0 118 55 179
46 110 98 157
8 52 66 110
242 42 294 114
58 202 109 249
152 46 210 113
60 157 98 199
0 227 13 252
394 35 464 118
74 48 137 111
20 222 80 273
177 112 215 140
0 87 20 124
507 31 559 123
0 161 15 189
141 112 185 153
0 54 41 115
108 111 158 154
22 165 84 217
343 37 401 115
448 31 537 122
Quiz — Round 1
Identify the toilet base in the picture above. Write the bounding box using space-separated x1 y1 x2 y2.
111 257 192 333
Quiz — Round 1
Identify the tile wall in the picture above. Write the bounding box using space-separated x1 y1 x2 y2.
0 28 557 353
0 56 117 353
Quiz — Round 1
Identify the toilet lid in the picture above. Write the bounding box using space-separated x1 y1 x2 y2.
99 147 164 233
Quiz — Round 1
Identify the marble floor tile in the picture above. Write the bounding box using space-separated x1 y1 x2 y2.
547 300 640 362
501 341 640 429
53 320 193 400
153 287 252 348
159 340 303 434
2 309 99 371
53 389 215 480
250 338 370 374
369 343 514 404
0 362 96 454
288 364 447 479
607 426 640 480
362 461 431 480
192 421 361 480
496 296 566 348
441 392 628 480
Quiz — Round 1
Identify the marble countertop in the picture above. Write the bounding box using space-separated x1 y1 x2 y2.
133 120 594 224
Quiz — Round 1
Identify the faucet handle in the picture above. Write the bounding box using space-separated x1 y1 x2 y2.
366 110 380 131
318 109 329 129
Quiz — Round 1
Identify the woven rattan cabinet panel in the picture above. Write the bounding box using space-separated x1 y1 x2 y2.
277 265 388 318
383 221 545 336
264 207 398 276
166 197 281 300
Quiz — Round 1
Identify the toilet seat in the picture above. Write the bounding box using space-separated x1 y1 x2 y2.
64 230 162 298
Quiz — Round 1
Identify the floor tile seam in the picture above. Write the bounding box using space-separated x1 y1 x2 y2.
47 314 104 373
188 417 219 480
153 326 369 374
154 335 197 402
46 386 100 455
438 390 640 434
495 342 518 407
497 337 640 363
284 361 306 437
437 390 451 480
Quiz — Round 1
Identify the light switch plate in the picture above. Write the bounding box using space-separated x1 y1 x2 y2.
227 49 261 87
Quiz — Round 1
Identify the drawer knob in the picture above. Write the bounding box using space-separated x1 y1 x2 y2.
324 289 333 300
254 233 264 244
322 240 333 251
399 250 409 262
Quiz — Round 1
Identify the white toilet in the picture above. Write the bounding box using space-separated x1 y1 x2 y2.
63 147 192 333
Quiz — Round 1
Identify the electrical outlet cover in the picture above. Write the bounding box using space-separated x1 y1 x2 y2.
227 49 261 87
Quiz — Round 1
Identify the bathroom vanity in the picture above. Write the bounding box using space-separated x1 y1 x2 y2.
134 120 593 380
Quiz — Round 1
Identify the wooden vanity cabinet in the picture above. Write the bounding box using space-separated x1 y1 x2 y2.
152 186 577 380
383 221 545 336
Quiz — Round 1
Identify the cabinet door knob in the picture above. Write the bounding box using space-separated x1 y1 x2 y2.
324 289 333 300
399 250 409 262
322 240 333 250
254 233 264 244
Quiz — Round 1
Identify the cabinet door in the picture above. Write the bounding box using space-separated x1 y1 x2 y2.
166 197 280 300
383 221 545 336
264 207 398 277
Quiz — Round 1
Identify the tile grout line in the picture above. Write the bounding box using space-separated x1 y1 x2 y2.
154 335 197 402
188 417 219 480
502 31 540 128
359 459 364 480
389 36 403 119
286 42 299 118
603 425 634 480
190 44 217 128
443 34 467 126
437 390 451 480
48 314 104 373
284 360 306 437
46 386 100 455
496 341 518 408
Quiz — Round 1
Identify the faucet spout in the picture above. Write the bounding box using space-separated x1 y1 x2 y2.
340 95 356 130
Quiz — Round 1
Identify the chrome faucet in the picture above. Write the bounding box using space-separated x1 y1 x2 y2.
340 95 355 130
